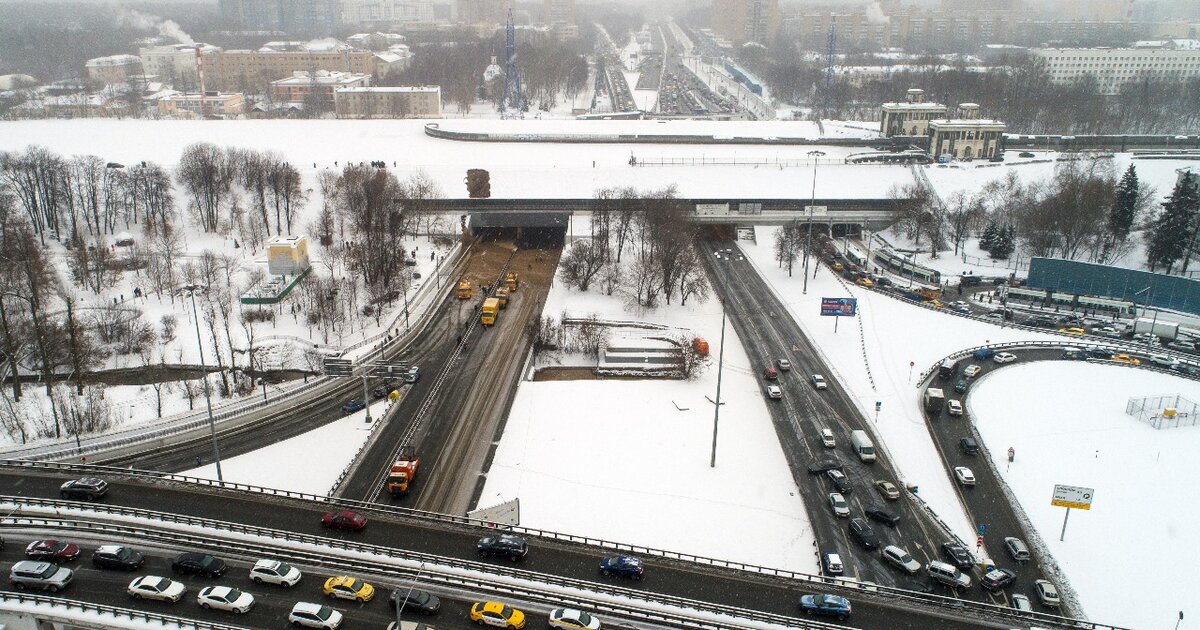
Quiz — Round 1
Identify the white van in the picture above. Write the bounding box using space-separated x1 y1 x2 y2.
850 430 876 463
927 560 971 588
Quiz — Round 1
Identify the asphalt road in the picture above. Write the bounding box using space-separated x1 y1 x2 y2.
0 472 996 629
703 240 1038 605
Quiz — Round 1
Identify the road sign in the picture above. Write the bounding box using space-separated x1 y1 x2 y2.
875 401 882 411
804 205 829 217
1007 447 1015 463
976 536 984 547
324 358 352 377
820 297 857 317
978 523 986 535
909 361 914 367
1051 484 1095 510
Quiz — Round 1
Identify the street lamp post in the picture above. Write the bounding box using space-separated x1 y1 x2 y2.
710 296 727 468
188 290 223 482
802 150 826 295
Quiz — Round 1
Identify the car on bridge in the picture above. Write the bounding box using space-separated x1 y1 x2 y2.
993 352 1018 364
947 399 963 416
808 459 842 474
1011 593 1034 611
25 539 80 562
827 493 850 518
820 549 844 576
964 364 982 378
981 567 1017 592
548 607 601 630
323 576 375 602
60 477 109 500
250 559 302 586
92 545 145 571
197 586 255 613
478 534 528 561
341 399 366 414
321 510 367 531
826 469 852 494
172 552 226 578
776 358 791 371
848 518 879 549
798 593 851 620
941 542 975 570
1034 579 1061 607
470 601 526 629
127 575 186 602
873 480 900 500
882 545 921 574
289 602 343 629
811 374 828 389
1111 353 1142 366
765 384 782 399
9 561 73 592
598 554 644 580
865 506 900 527
954 467 976 486
390 588 441 615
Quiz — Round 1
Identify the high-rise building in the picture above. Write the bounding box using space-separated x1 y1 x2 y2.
220 0 342 36
543 0 574 26
334 86 442 117
457 0 511 25
1030 41 1200 94
712 0 780 46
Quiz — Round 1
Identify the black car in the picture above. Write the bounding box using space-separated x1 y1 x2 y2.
476 534 527 561
864 506 900 527
959 437 979 456
826 469 852 494
981 567 1017 592
1018 151 1035 158
1086 347 1113 360
60 477 108 501
941 542 974 570
807 459 843 475
390 588 440 615
371 381 398 399
171 552 226 577
847 518 879 549
92 545 144 571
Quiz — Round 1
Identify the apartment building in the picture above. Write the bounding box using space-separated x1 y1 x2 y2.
271 70 371 106
85 55 144 85
157 92 246 118
138 44 221 91
334 86 441 118
1030 41 1200 94
712 0 780 46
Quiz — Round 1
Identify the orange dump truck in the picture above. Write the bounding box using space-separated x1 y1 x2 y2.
386 454 421 495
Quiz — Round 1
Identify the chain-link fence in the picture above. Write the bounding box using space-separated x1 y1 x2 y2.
1126 394 1199 429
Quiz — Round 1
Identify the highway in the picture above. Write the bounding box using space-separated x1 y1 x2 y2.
0 472 1003 629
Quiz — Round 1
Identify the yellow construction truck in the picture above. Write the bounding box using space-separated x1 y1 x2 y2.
456 280 473 299
495 287 509 308
505 272 519 291
481 297 500 325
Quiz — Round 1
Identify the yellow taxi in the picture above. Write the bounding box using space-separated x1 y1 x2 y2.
1058 327 1087 336
322 576 375 602
1110 353 1141 366
855 277 875 288
469 601 526 629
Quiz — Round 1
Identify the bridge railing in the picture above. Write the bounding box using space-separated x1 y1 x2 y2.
0 463 1132 629
0 590 250 630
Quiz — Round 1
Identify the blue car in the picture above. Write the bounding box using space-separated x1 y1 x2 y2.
598 555 644 580
341 399 366 414
973 347 996 360
798 593 851 620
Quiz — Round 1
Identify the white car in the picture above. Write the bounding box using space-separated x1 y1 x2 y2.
289 602 344 629
827 492 850 518
766 385 782 399
1034 579 1061 607
811 374 828 389
1149 354 1178 368
1010 593 1034 611
127 575 186 602
993 352 1018 364
963 364 982 378
954 467 976 486
549 607 602 630
250 559 301 586
881 545 921 575
196 586 255 614
777 358 792 371
947 399 963 416
820 428 836 448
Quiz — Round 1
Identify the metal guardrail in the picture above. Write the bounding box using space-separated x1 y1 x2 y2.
0 243 469 465
0 590 250 630
0 461 1129 630
0 504 828 630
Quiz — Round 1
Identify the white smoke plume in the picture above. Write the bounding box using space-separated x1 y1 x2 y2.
864 1 890 24
118 10 196 45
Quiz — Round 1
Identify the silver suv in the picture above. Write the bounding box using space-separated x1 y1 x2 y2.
10 561 73 592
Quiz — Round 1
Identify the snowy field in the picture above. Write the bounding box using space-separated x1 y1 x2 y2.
0 119 910 200
970 362 1200 629
479 273 818 571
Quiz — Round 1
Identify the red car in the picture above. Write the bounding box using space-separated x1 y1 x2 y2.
25 539 81 561
321 510 367 531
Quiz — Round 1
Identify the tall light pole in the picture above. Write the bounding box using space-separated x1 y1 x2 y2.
802 150 826 295
710 296 727 468
189 290 223 482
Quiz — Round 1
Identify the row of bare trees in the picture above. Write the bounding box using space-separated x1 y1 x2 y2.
558 186 709 309
177 143 307 243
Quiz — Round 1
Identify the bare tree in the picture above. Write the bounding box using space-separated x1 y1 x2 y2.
177 142 235 233
558 239 606 291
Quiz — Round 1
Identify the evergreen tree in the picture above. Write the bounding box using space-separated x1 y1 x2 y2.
1173 173 1200 272
1146 173 1196 273
979 221 999 252
990 224 1016 259
1104 164 1139 260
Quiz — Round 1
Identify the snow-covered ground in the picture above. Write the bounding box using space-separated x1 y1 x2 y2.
970 362 1200 629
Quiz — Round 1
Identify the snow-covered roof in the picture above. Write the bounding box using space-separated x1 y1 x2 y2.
335 86 438 93
86 55 141 68
374 52 404 63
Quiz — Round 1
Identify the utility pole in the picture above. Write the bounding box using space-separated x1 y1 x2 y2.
803 150 826 294
189 290 223 482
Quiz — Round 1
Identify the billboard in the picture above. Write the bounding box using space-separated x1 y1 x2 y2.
695 203 730 216
1051 484 1094 510
821 297 858 317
